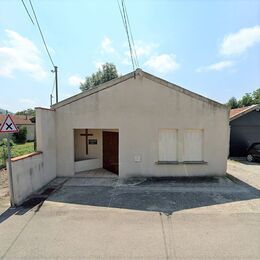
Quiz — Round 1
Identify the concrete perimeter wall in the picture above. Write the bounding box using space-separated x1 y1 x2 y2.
8 152 45 205
36 108 57 180
6 108 57 206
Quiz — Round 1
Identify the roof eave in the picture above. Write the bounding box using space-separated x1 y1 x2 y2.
141 71 227 109
230 104 260 121
51 68 228 110
51 71 136 109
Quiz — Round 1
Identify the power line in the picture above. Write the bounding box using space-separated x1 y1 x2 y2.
117 0 134 70
20 0 59 104
28 0 58 103
21 0 35 25
122 0 139 68
117 0 139 71
121 0 138 68
28 0 55 68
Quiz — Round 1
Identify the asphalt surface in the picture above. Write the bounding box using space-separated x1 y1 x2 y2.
0 161 259 259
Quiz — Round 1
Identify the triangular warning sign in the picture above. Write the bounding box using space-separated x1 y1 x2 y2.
0 115 19 133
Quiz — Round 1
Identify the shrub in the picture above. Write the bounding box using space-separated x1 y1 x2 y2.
13 126 27 144
0 138 14 167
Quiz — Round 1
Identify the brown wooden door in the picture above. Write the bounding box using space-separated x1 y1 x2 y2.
103 131 119 174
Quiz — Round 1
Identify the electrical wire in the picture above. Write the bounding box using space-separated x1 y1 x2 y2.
117 0 139 71
21 0 57 104
21 0 35 25
122 0 139 68
117 0 135 70
28 0 55 68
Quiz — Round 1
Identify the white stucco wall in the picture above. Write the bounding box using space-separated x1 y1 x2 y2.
6 109 56 206
51 72 229 178
8 152 46 205
36 108 56 180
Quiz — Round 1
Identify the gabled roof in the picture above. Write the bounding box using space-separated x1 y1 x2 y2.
52 69 227 110
0 115 34 126
230 104 260 121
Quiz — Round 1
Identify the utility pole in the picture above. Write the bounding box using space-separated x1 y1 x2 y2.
1 111 17 207
51 66 58 104
5 111 14 206
54 66 58 103
50 94 52 107
7 132 15 207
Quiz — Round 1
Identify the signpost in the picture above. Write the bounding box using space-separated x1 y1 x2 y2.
0 114 19 207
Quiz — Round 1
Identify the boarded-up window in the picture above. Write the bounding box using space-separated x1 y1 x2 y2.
159 129 178 161
183 129 203 161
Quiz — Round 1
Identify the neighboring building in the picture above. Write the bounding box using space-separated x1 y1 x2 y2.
36 69 229 178
229 104 260 156
0 115 35 141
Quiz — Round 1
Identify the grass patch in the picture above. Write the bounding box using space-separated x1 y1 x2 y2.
0 142 34 168
11 142 34 158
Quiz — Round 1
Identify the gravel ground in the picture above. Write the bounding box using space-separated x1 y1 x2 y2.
0 168 9 206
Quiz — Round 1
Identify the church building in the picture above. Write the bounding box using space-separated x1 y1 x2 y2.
36 69 229 178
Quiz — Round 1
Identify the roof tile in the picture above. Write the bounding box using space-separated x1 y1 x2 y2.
0 115 34 126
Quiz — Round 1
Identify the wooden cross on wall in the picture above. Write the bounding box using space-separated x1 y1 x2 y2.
80 129 93 154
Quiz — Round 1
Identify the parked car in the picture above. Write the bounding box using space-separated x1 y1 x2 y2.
246 143 260 162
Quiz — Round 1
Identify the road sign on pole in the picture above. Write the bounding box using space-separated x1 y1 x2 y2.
0 114 19 133
0 114 19 207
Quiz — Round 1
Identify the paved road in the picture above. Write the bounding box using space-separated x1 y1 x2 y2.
227 159 260 190
0 162 259 259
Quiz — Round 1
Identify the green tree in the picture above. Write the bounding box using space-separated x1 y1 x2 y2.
226 97 239 109
0 138 14 167
252 88 260 104
16 108 35 117
13 127 27 144
80 63 119 92
238 93 253 107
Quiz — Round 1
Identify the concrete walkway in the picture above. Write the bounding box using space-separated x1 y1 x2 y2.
227 159 260 190
0 165 259 259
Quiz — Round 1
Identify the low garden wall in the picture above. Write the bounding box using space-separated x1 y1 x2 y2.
8 151 54 206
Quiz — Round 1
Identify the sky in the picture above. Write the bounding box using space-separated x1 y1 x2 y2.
0 0 260 112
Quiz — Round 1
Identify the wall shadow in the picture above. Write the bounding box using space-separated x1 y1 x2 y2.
0 199 43 224
1 176 259 223
45 176 260 215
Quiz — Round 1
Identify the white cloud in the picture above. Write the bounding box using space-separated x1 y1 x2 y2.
0 29 47 80
220 25 260 55
101 36 115 53
122 41 158 66
135 41 158 57
196 60 234 72
68 75 84 86
144 54 180 73
124 41 158 58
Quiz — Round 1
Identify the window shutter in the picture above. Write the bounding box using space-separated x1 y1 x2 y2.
159 129 177 161
183 129 203 161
